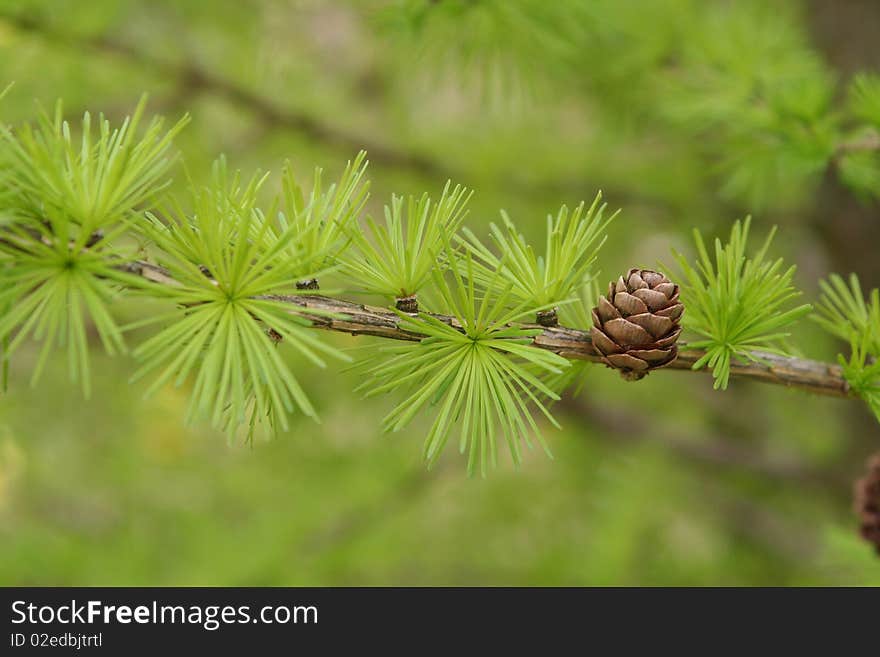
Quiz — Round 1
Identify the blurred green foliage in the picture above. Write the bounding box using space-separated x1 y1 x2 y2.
1 0 880 585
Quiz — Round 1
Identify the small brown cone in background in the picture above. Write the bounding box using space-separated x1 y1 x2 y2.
590 268 683 380
855 453 880 555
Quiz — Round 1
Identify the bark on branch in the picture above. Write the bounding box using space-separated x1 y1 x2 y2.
120 260 853 400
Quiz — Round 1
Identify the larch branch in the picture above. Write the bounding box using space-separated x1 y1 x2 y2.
120 260 853 400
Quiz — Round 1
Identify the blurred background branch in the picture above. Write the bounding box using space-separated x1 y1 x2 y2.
0 10 446 176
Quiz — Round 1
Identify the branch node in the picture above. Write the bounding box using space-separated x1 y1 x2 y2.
85 229 104 248
296 278 319 290
266 328 283 344
536 308 558 327
395 295 419 314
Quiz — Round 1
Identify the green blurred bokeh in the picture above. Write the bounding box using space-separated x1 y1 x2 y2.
1 0 880 585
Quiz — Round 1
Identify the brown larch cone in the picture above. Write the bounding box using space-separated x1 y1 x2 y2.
854 453 880 555
590 268 683 380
